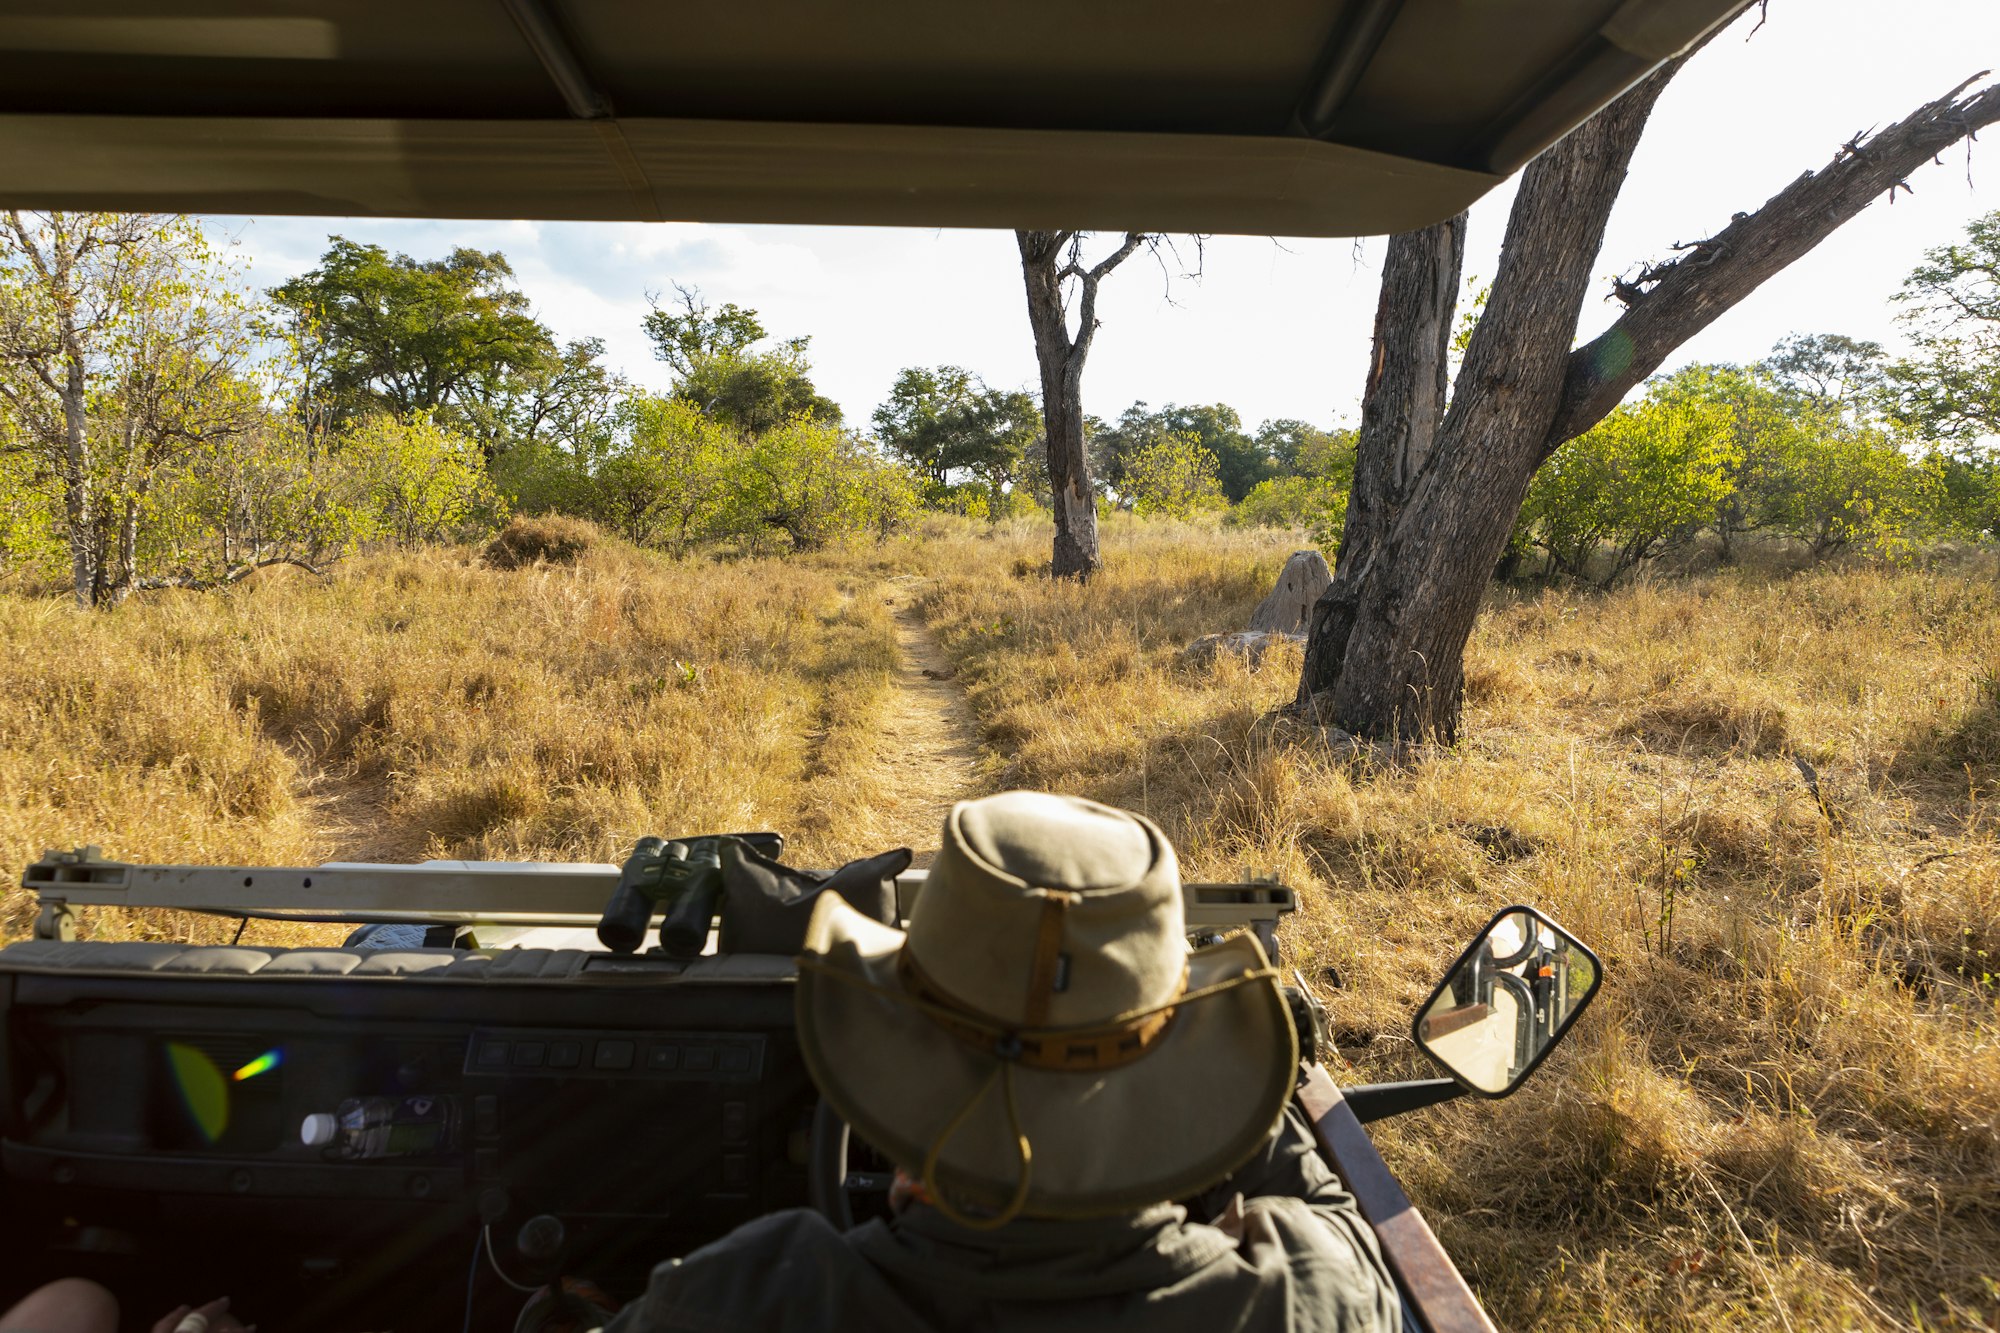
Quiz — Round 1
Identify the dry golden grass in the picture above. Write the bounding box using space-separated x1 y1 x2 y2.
481 513 601 570
917 528 2000 1332
0 536 925 943
1 518 1995 1329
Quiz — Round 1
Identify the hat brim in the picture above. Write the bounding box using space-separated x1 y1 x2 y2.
796 893 1298 1218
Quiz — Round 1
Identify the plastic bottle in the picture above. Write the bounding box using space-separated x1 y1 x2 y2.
300 1095 460 1159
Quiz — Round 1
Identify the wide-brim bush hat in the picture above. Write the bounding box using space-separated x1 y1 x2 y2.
796 790 1295 1226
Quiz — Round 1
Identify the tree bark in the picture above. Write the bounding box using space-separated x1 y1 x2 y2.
1296 63 2000 745
59 361 94 608
1019 231 1097 577
1296 212 1465 719
1297 66 1676 742
1015 229 1146 580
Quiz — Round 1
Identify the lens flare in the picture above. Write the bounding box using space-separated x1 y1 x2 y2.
232 1049 282 1082
1592 327 1635 380
166 1042 229 1143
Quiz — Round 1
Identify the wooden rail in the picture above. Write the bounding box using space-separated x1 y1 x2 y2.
1298 1064 1499 1333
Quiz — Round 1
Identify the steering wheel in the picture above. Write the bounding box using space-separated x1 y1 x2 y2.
807 1100 894 1230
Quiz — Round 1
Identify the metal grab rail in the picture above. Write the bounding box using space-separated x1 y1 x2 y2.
22 848 1295 956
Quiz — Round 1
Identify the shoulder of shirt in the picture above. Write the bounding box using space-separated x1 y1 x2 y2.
627 1209 865 1332
1230 1193 1382 1259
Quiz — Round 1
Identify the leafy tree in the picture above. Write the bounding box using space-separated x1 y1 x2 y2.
490 436 592 521
872 365 1041 499
464 336 625 466
1233 474 1337 531
592 395 737 551
0 406 61 576
267 239 553 438
1157 404 1269 502
150 412 372 587
641 284 768 377
483 338 627 518
1 210 167 604
1764 421 1931 559
1122 433 1224 519
1255 418 1343 475
1719 340 1932 560
100 251 269 596
1888 211 2000 445
1093 402 1271 504
1087 402 1154 496
925 480 1045 521
0 212 263 605
1232 423 1356 544
676 346 841 437
1765 332 1889 412
1926 451 2000 536
641 283 839 437
1646 363 1802 561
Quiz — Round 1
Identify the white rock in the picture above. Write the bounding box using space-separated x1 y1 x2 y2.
1182 630 1305 668
1248 550 1332 633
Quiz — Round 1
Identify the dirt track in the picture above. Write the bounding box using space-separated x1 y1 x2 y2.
294 576 988 869
867 583 987 865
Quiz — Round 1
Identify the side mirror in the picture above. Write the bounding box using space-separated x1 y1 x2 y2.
1412 905 1602 1097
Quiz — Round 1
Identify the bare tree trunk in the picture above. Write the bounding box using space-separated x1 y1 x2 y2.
59 366 94 608
1296 212 1465 725
1018 231 1099 577
105 493 141 606
1015 229 1148 580
1296 63 2000 745
1548 74 2000 452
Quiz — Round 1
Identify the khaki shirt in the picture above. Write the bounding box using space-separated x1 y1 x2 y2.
605 1107 1401 1332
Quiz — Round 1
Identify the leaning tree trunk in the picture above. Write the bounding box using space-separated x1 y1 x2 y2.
1297 68 1674 742
1296 58 2000 745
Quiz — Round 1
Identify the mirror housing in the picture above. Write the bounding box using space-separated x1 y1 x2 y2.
1412 905 1602 1098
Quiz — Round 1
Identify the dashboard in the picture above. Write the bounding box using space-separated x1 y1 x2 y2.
0 946 817 1330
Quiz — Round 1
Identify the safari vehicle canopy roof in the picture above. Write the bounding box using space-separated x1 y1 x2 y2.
0 0 1739 236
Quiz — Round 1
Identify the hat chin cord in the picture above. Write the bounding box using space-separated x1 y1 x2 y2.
920 1060 1033 1231
797 952 1282 1231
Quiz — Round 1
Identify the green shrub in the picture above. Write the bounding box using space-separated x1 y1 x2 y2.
342 415 505 548
1524 394 1739 582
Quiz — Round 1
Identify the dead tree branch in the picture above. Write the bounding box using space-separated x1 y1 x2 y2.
1544 73 2000 453
133 556 334 592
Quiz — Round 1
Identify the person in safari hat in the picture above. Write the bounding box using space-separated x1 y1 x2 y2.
605 790 1398 1333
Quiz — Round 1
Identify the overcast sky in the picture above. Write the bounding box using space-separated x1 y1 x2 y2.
206 0 2000 433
